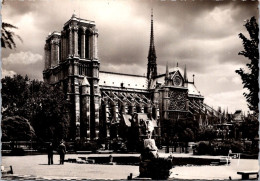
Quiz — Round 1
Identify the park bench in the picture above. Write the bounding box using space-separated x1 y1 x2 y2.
237 171 259 180
1 166 13 175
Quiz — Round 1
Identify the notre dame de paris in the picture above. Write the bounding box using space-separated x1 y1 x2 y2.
43 11 222 146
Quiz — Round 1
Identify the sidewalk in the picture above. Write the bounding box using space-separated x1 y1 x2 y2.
2 154 139 180
2 154 259 180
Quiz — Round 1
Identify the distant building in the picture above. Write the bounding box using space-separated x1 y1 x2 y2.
43 12 223 142
232 110 244 123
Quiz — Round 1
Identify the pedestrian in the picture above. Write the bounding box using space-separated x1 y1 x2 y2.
228 148 232 159
58 140 66 165
47 143 54 165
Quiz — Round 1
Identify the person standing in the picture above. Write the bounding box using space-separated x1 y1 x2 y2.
47 143 54 165
58 141 66 165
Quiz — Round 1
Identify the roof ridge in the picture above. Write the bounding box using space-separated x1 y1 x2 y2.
99 70 146 78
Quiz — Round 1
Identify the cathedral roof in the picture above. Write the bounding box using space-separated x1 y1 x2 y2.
187 83 202 97
99 68 203 97
99 71 147 90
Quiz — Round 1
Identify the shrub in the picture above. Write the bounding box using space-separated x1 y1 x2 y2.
148 158 172 180
10 148 25 156
230 142 245 153
110 140 127 152
196 142 209 155
74 141 100 152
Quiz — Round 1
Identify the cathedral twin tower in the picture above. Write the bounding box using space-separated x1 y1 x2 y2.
43 13 101 139
44 13 99 67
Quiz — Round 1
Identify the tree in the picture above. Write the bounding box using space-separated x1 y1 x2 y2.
28 80 71 141
1 22 22 49
2 116 36 141
198 127 216 143
1 75 71 141
1 0 22 49
2 74 30 118
181 128 194 153
235 17 259 114
240 115 259 141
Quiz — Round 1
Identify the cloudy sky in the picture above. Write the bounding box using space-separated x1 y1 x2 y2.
2 0 258 113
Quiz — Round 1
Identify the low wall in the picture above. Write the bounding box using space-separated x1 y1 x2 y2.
172 157 220 166
87 155 223 166
87 156 140 165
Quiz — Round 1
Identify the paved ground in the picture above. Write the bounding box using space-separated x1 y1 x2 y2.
2 154 139 180
170 158 259 180
1 153 259 180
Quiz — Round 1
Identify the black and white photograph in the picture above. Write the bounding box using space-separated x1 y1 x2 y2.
1 0 259 180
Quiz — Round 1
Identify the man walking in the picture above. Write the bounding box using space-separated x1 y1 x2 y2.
47 143 54 165
58 140 66 165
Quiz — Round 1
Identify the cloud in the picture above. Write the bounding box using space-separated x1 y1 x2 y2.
1 69 17 78
204 89 248 113
3 51 42 65
232 77 242 85
2 51 44 80
2 0 257 113
217 77 229 83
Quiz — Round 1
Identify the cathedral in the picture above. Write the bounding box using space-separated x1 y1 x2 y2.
43 12 222 143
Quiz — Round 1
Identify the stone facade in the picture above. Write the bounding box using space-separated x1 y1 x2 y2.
43 13 222 141
43 13 100 140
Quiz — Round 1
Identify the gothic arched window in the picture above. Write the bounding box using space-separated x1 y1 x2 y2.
85 30 90 59
78 29 82 57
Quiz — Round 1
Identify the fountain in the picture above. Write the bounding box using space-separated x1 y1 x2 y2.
138 120 172 180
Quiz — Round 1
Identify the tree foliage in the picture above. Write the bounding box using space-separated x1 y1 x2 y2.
235 17 259 113
2 75 30 117
2 75 71 141
28 80 71 141
163 118 198 142
198 127 216 142
240 115 259 141
2 116 36 141
1 22 23 49
1 0 23 49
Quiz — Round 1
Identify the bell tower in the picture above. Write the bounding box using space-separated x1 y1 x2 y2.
147 9 157 82
43 13 100 140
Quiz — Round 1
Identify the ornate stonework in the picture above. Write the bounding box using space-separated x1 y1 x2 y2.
169 91 186 110
43 12 220 144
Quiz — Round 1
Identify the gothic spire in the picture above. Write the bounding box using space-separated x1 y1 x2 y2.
184 64 188 82
147 8 157 79
165 62 169 81
149 8 156 58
